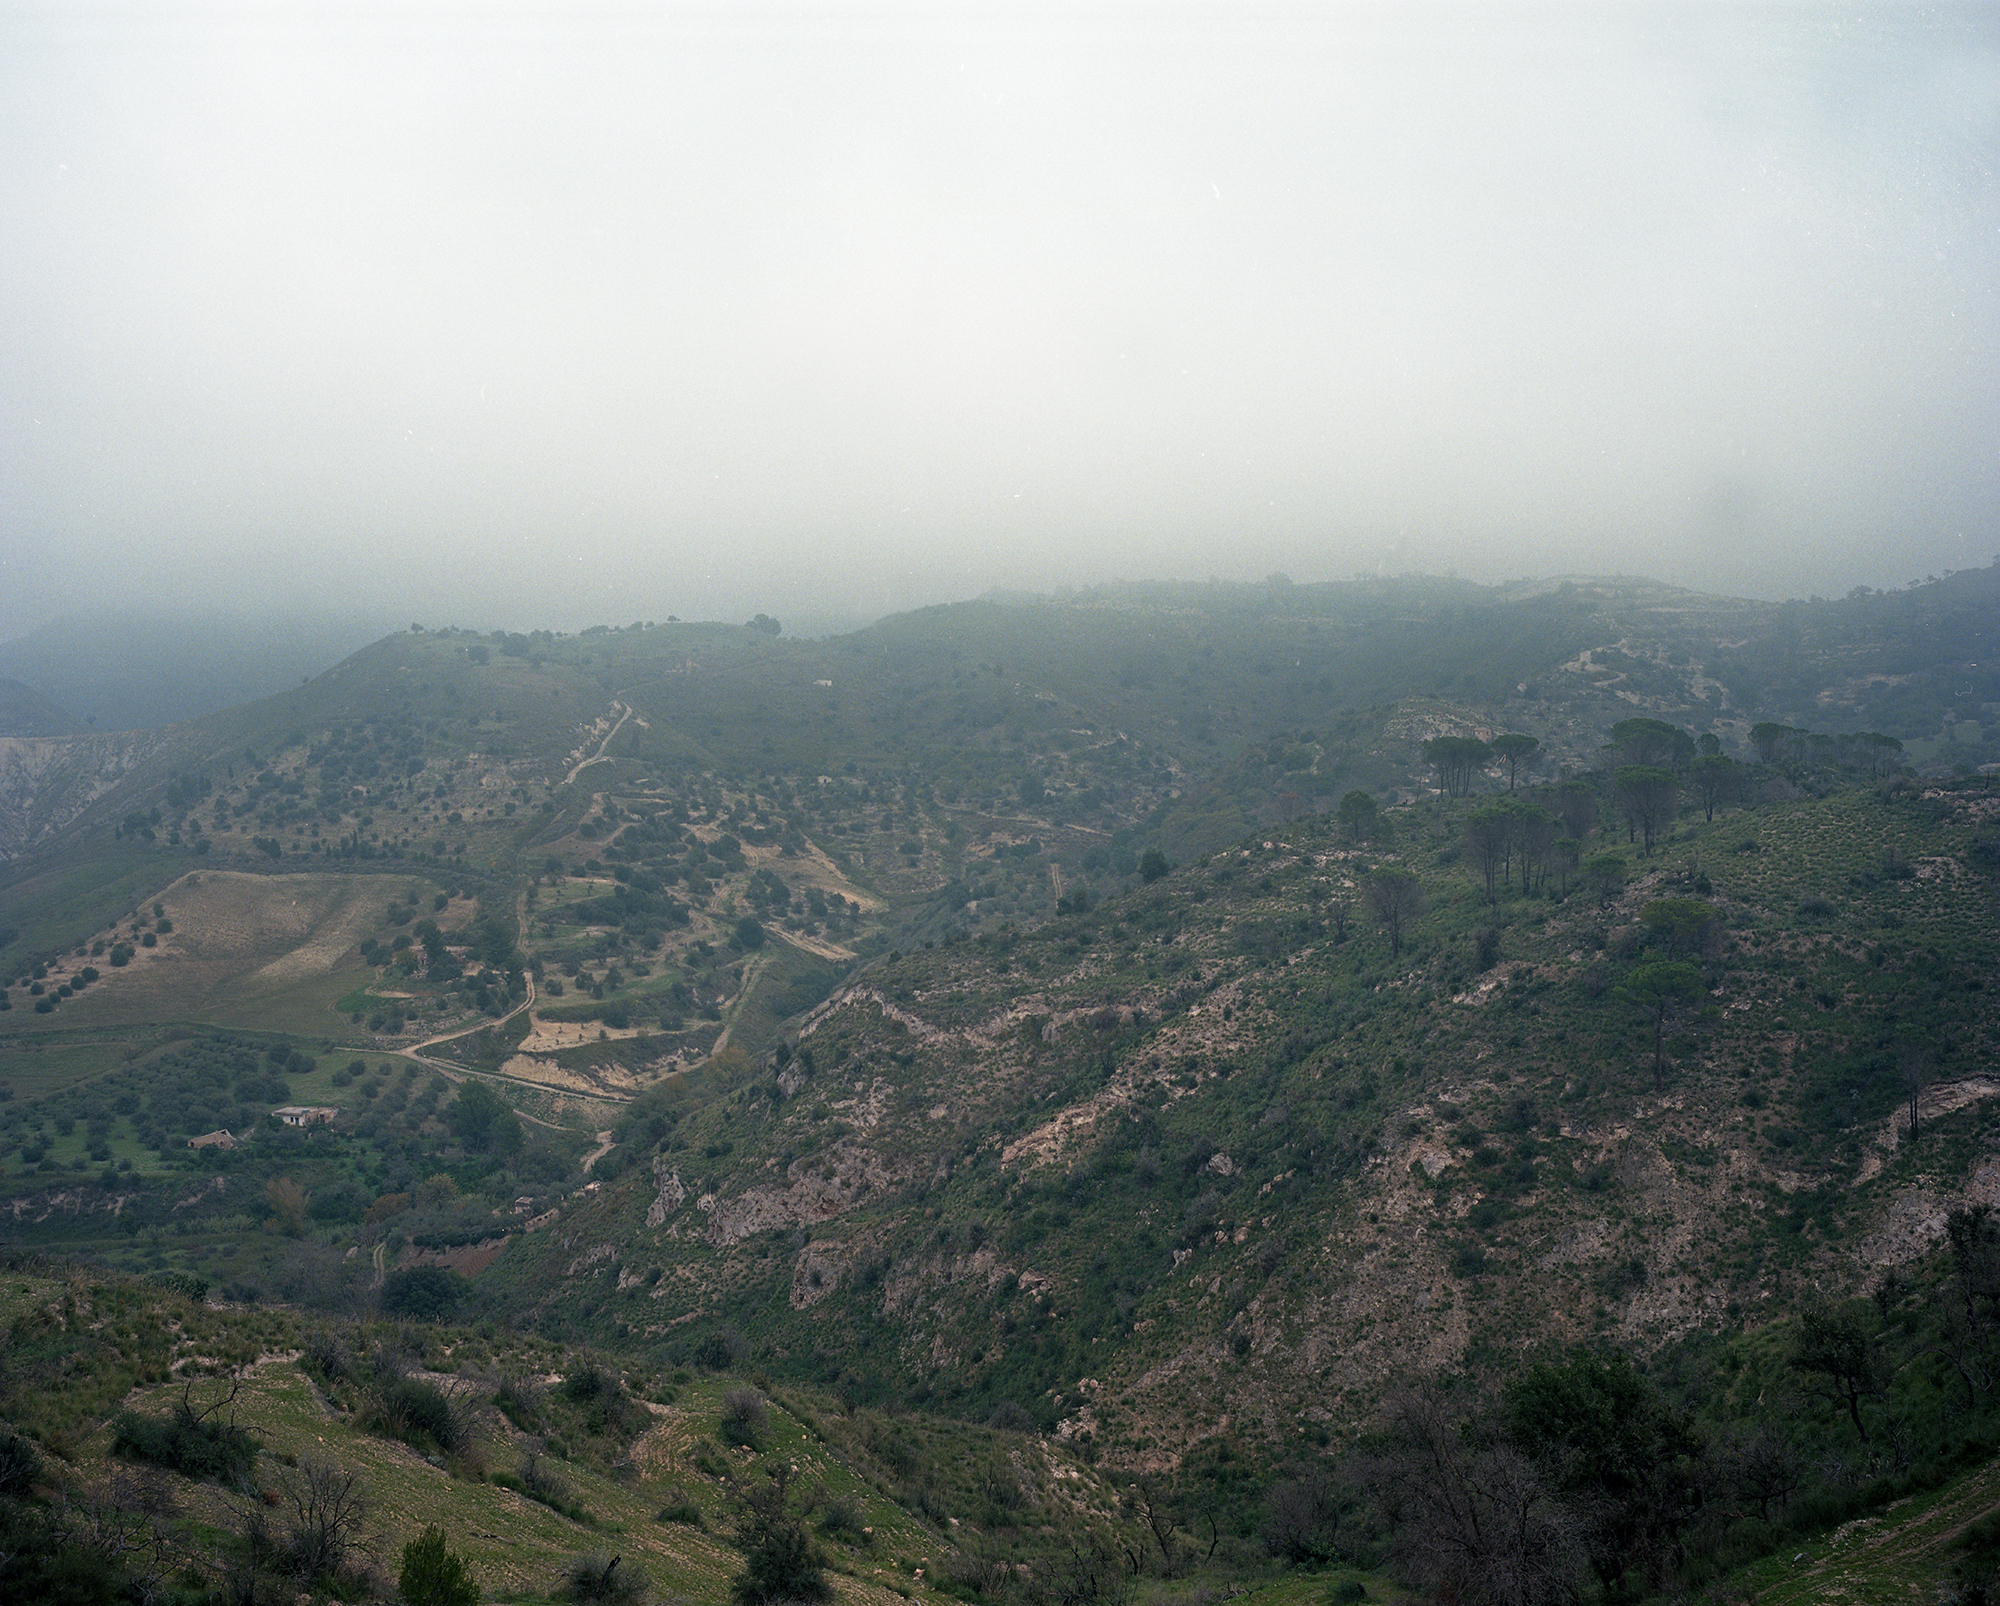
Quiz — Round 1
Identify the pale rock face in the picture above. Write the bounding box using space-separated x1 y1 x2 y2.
698 1142 911 1246
789 1241 845 1308
645 1159 686 1227
0 731 167 860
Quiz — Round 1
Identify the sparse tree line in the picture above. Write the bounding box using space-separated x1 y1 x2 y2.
1415 716 1910 865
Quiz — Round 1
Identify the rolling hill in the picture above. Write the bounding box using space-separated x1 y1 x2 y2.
2 567 1999 1605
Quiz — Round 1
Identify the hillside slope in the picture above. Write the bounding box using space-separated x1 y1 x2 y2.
507 774 2000 1469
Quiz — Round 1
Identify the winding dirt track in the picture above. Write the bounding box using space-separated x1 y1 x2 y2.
563 701 633 785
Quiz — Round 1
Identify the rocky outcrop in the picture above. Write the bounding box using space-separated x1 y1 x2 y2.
695 1141 912 1246
0 731 169 859
644 1159 686 1227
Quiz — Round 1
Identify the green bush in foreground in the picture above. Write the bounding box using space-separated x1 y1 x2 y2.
732 1463 829 1606
399 1524 481 1606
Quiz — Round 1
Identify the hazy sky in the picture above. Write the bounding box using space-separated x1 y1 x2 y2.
3 1 1996 638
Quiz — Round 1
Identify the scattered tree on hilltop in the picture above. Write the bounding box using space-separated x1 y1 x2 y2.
1465 807 1512 905
1583 850 1626 902
1616 960 1706 1088
1555 779 1598 841
448 1080 521 1155
1689 753 1742 820
1613 766 1677 854
1422 736 1491 799
1512 803 1558 895
1336 789 1379 842
1751 721 1808 763
1609 717 1694 770
1638 897 1720 959
1491 733 1542 790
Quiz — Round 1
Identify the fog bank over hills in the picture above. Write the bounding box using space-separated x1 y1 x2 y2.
0 609 402 733
4 3 1995 640
5 557 1999 737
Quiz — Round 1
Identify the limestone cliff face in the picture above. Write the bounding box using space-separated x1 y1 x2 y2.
0 731 167 859
644 1158 687 1228
673 1142 914 1247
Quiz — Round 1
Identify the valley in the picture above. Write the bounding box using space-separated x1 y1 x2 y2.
1 569 1998 1605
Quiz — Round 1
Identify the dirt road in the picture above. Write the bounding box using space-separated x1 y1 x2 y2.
564 701 634 785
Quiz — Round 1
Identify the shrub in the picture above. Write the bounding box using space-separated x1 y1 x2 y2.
275 1458 369 1585
494 1375 543 1431
818 1494 867 1541
732 1464 830 1606
719 1388 769 1451
985 1401 1034 1433
148 1269 209 1303
694 1326 749 1371
562 1362 611 1404
564 1551 648 1603
518 1452 594 1521
1954 1508 2000 1604
301 1327 354 1385
111 1394 259 1485
657 1497 705 1528
399 1525 481 1606
380 1264 467 1321
375 1377 471 1456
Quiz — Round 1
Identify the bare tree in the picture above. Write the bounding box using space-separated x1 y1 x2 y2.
1362 870 1424 957
1020 1531 1131 1606
1465 808 1513 904
1357 1387 1585 1606
1261 1467 1343 1564
278 1457 371 1583
1122 1477 1186 1576
56 1475 185 1606
1711 1419 1804 1525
